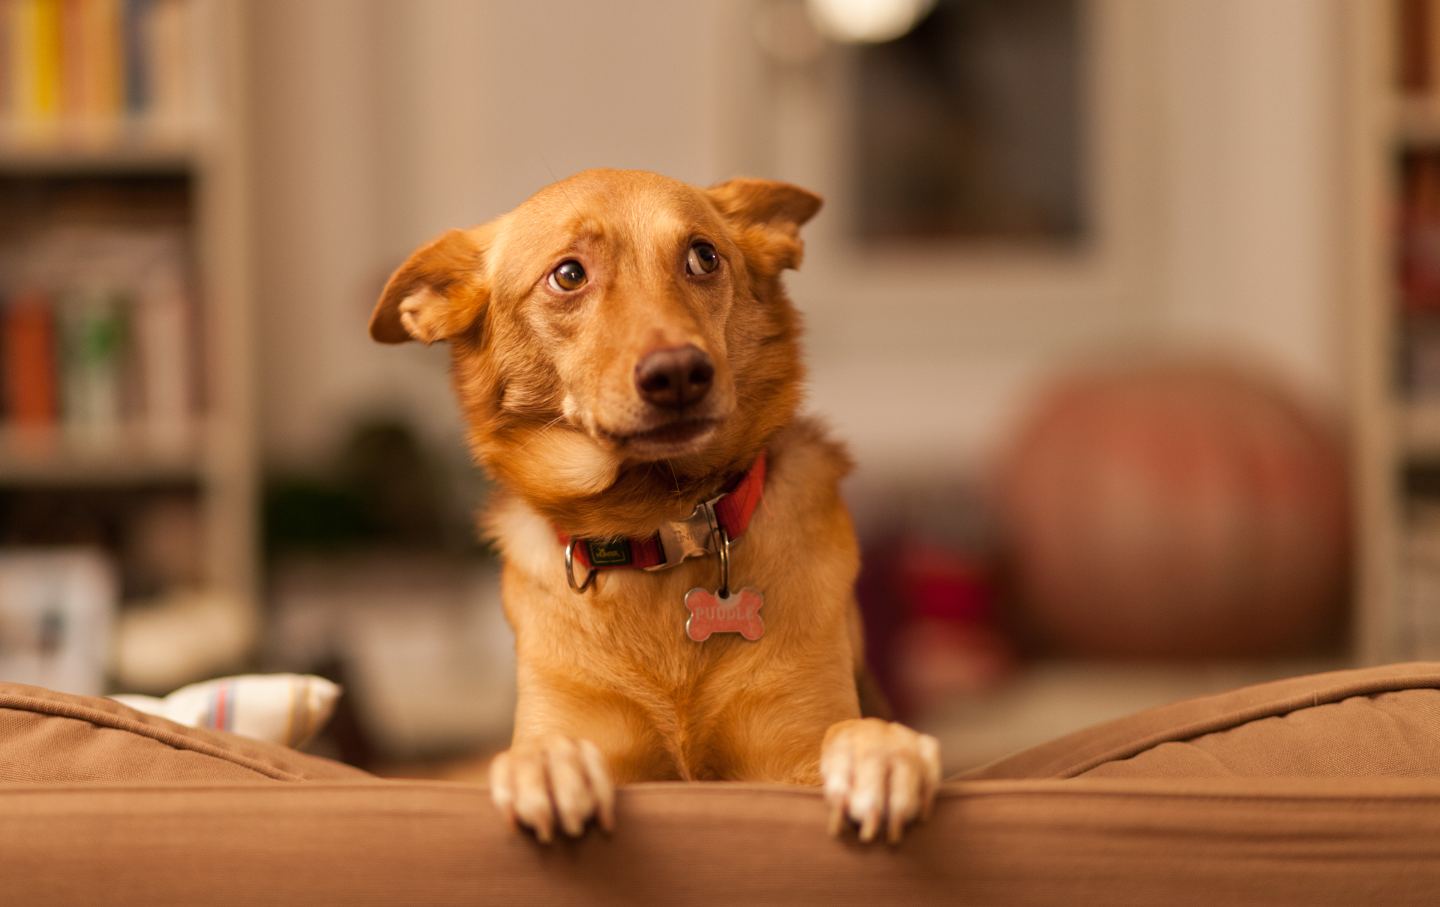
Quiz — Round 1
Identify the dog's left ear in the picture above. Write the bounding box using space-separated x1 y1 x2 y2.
706 178 823 276
369 226 491 344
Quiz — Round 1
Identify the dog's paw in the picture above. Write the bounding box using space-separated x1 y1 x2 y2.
488 736 615 843
821 718 941 844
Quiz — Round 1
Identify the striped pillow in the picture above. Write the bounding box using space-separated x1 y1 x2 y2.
112 674 339 748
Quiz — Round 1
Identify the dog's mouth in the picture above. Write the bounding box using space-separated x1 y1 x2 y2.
601 417 721 459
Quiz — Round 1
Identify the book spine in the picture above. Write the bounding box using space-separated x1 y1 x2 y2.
1429 0 1440 99
0 0 12 124
143 0 186 132
30 0 59 122
121 0 150 119
1402 0 1433 94
58 0 80 124
2 291 59 429
59 287 128 438
135 269 190 445
9 0 37 129
85 0 124 136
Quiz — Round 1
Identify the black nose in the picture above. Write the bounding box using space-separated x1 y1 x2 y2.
635 345 714 409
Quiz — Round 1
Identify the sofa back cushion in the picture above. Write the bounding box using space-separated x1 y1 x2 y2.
0 682 366 783
962 662 1440 780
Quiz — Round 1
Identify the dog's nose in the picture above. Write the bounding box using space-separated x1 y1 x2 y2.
635 345 714 409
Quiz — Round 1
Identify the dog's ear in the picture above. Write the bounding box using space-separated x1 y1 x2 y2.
706 178 823 275
369 227 491 344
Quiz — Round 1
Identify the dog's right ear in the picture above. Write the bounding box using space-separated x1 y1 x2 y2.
369 227 491 344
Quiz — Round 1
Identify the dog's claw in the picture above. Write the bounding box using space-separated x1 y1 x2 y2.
578 738 616 833
820 719 941 845
488 735 614 843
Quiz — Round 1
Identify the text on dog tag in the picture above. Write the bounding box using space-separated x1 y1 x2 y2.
684 587 765 642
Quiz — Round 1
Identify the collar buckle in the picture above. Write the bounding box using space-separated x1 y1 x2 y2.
647 494 724 571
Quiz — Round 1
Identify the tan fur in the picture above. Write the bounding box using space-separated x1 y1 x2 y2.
370 169 938 843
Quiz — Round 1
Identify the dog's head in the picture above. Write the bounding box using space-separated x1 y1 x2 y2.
369 169 820 524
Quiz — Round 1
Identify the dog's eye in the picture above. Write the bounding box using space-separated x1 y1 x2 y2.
686 242 720 276
549 260 587 292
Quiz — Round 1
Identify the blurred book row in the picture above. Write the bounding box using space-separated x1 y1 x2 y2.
1398 152 1440 315
0 0 199 144
0 226 199 446
1399 0 1440 95
1398 151 1440 397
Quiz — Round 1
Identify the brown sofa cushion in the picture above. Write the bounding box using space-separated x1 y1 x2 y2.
5 778 1440 906
963 661 1440 780
0 682 367 783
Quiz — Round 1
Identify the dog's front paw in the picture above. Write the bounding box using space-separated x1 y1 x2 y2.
821 718 941 844
488 736 615 843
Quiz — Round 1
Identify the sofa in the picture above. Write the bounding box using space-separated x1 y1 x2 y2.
5 662 1440 905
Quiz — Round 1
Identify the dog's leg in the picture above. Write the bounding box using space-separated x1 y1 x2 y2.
821 718 941 844
488 735 615 843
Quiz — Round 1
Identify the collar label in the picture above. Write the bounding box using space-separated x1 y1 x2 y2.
586 538 633 567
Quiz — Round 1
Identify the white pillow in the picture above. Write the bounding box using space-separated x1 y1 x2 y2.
112 674 340 748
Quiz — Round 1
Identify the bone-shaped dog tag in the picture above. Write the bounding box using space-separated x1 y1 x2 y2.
684 587 765 642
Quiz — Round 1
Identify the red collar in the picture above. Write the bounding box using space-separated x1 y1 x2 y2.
560 453 767 575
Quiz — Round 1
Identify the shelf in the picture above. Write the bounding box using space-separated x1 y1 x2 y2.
1396 97 1440 146
1402 400 1440 461
0 130 201 176
0 425 205 486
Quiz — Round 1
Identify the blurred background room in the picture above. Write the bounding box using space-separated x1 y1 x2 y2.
0 0 1423 774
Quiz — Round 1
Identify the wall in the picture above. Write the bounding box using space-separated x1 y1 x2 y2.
1154 0 1344 406
248 0 1347 480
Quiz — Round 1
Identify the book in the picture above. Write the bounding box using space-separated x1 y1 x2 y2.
1 289 59 429
134 264 190 445
58 0 82 120
57 285 128 438
121 0 149 118
80 0 125 137
1 0 64 138
141 0 185 132
1401 0 1431 93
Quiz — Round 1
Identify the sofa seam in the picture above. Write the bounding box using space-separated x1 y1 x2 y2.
1054 674 1440 779
0 695 306 782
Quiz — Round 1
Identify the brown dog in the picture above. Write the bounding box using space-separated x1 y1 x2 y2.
369 169 941 844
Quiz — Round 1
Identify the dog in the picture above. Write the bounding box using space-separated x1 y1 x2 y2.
368 169 941 844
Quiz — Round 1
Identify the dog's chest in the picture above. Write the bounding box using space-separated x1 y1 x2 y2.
610 635 763 780
562 575 781 774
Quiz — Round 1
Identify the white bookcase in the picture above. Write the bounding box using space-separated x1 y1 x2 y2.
0 0 257 659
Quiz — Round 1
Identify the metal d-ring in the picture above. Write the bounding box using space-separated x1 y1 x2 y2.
564 539 596 594
715 528 731 598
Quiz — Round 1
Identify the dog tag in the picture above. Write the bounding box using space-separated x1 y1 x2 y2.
684 587 765 642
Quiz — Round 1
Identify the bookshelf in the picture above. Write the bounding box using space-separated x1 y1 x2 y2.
0 0 256 688
1346 0 1440 662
